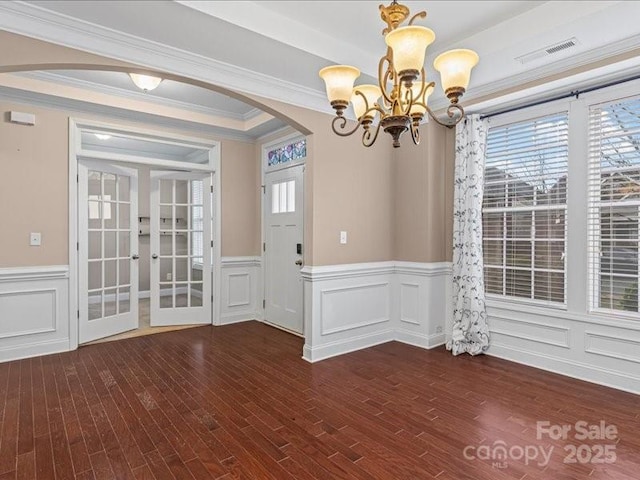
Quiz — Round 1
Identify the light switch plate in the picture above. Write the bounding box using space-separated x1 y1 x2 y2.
30 232 41 246
340 231 347 245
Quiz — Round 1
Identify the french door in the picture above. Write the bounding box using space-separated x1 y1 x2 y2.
150 171 212 326
264 165 304 334
79 160 139 343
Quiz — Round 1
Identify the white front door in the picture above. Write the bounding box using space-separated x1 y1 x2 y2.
150 171 212 326
264 165 304 334
79 160 139 343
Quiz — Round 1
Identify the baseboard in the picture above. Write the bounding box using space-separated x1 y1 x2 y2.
0 338 70 363
302 329 395 363
219 312 258 325
395 329 446 349
488 343 640 396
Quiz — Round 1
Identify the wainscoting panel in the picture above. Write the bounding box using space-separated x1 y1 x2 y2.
320 282 390 335
395 262 450 350
0 266 70 362
486 302 640 394
219 257 261 325
302 262 452 362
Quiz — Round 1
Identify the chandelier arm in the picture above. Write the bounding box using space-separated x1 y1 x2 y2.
416 68 426 98
408 11 427 26
410 121 420 145
426 104 465 129
378 54 395 106
331 115 365 137
354 89 371 114
400 83 412 116
362 120 383 148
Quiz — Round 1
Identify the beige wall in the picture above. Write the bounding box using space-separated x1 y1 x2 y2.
251 99 396 266
0 99 260 268
221 139 260 256
393 121 455 263
0 92 445 269
0 31 448 270
0 105 69 266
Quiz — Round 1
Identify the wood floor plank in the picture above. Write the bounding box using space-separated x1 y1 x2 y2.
0 321 638 479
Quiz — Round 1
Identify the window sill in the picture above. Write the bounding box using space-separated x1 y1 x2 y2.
486 295 567 311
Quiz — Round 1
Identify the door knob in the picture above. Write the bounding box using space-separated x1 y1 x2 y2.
295 259 303 266
152 254 158 259
132 254 140 260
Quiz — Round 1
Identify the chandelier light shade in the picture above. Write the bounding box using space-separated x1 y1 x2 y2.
433 49 479 100
129 73 163 92
352 84 383 120
319 0 479 148
385 26 435 81
318 66 361 107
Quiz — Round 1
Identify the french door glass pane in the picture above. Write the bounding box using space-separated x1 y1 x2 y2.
119 287 130 314
175 180 189 204
86 169 134 322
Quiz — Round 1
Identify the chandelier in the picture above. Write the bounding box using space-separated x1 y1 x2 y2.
319 1 479 148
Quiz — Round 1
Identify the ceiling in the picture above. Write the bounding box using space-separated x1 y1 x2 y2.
3 1 640 127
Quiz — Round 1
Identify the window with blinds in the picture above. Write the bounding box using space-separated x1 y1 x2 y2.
483 112 569 304
588 96 640 315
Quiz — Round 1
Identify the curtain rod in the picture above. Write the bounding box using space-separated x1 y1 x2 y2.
480 72 640 120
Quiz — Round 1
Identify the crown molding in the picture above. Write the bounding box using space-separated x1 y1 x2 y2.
20 71 256 122
2 1 639 119
0 1 333 115
429 33 640 112
0 85 266 143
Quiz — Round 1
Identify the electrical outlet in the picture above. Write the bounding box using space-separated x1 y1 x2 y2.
166 273 172 281
340 231 347 245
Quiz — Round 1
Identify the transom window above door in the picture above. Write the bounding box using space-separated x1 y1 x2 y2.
267 138 306 168
76 121 218 172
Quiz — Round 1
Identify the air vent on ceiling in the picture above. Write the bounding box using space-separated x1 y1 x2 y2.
516 37 580 64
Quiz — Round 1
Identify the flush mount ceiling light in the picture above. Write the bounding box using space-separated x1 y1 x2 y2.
319 0 479 148
128 73 163 92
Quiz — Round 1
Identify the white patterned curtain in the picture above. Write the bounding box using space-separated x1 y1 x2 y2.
447 114 491 356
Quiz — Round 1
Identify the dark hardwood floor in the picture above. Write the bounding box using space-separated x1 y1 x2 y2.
0 321 638 479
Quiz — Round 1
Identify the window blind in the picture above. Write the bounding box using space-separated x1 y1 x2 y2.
588 96 640 315
483 112 569 304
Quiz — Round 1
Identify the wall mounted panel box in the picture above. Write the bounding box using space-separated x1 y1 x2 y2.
9 111 36 126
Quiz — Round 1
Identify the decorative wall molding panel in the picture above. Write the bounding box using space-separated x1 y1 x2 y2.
220 256 261 325
0 265 70 363
486 301 640 395
301 262 452 362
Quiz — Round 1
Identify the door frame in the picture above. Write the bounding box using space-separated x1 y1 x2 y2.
69 118 222 349
260 130 307 337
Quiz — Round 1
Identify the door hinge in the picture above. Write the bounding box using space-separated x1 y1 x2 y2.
211 240 214 247
262 185 266 194
211 185 214 193
77 242 79 251
76 174 79 183
211 295 214 302
262 299 266 309
77 310 80 319
263 242 266 252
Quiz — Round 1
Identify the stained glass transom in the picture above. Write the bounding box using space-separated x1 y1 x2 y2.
267 139 306 167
